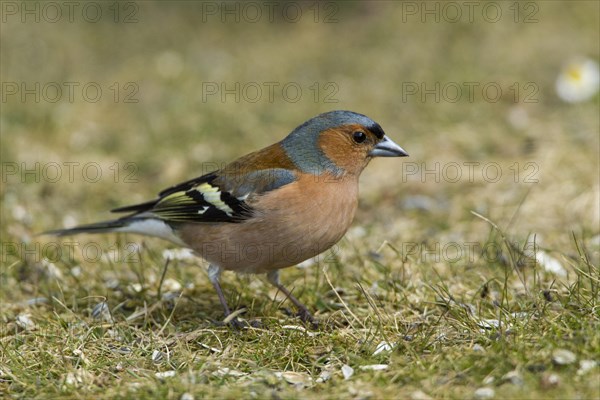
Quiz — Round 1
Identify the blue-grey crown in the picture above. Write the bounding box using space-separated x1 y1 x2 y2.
281 111 384 175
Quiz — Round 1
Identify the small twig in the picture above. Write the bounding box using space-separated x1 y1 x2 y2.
157 292 183 336
157 257 171 301
322 266 365 330
356 281 392 345
125 301 162 322
222 308 247 325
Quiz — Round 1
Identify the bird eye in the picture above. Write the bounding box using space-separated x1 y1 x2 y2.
353 131 367 143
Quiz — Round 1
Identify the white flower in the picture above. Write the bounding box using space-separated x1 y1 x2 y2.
556 58 600 103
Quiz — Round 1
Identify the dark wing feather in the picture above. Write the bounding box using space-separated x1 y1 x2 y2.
111 199 160 214
110 169 296 224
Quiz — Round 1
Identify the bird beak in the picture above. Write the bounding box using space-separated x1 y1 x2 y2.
369 136 409 157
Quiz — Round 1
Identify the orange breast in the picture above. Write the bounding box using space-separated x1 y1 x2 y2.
178 173 359 273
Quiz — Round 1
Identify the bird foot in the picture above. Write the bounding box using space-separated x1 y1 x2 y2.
297 309 319 329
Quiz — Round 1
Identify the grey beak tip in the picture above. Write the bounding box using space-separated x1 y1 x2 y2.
370 136 408 158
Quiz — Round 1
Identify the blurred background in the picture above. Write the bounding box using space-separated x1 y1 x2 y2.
1 1 599 284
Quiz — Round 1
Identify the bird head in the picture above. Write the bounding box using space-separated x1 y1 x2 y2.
281 110 408 177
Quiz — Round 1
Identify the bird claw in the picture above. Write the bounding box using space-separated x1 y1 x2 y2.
229 317 249 330
297 309 319 329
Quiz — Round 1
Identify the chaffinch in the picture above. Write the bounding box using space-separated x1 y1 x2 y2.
46 110 408 326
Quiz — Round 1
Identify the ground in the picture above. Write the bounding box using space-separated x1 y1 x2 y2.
1 2 599 399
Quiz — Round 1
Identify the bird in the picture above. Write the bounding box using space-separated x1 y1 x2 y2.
44 110 408 327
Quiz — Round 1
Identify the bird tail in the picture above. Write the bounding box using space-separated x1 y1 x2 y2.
41 218 132 237
41 217 186 246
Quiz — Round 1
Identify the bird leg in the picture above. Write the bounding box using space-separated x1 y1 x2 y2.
208 264 246 328
266 270 316 326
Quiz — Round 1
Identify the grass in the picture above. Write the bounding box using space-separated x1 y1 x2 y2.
1 1 599 399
